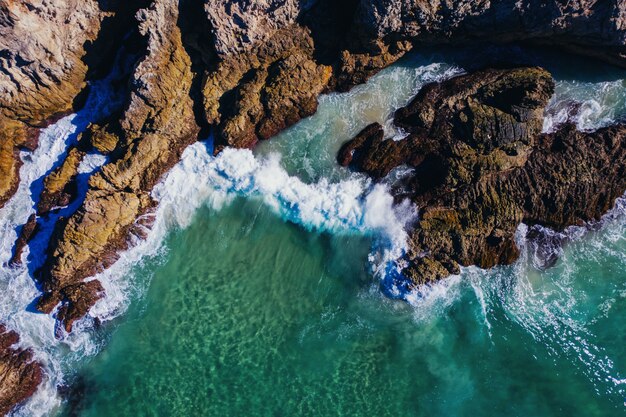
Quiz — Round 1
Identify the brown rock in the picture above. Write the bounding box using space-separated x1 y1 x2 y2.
84 123 120 154
22 0 626 331
203 25 332 151
0 117 25 208
0 1 104 124
38 147 85 215
8 214 38 267
339 67 626 284
0 324 43 416
56 281 105 333
0 1 104 208
39 0 199 331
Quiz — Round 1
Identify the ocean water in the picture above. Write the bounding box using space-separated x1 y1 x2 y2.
1 48 626 416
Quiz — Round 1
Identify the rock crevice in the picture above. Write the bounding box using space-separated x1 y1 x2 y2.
339 67 626 285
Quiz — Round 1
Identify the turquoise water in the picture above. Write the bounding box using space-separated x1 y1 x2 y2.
62 200 626 417
48 50 626 416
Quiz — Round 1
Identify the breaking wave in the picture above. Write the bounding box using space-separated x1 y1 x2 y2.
0 50 625 416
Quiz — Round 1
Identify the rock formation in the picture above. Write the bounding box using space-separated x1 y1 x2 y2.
1 0 626 412
0 324 43 416
8 213 37 266
0 0 104 208
342 0 626 84
339 67 626 284
36 0 199 333
37 147 85 215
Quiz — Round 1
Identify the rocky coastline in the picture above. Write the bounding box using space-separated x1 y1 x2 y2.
2 0 626 414
339 67 626 285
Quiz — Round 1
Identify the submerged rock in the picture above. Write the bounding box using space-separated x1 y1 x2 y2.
340 67 626 284
0 325 43 416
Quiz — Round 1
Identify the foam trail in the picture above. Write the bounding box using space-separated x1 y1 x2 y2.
458 197 626 401
0 49 134 416
77 143 419 351
0 55 428 415
543 79 626 132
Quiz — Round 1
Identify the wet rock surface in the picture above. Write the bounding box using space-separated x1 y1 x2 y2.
340 67 626 285
0 0 104 208
0 324 43 416
37 147 85 215
36 0 197 331
8 213 37 267
0 2 626 409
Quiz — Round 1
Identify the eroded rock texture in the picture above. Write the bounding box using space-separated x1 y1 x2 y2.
37 0 199 332
0 324 43 416
340 67 626 284
344 0 626 79
0 1 625 410
2 0 626 347
0 0 104 207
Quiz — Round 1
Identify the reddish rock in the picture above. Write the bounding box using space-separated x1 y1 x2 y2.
0 325 43 416
8 214 38 267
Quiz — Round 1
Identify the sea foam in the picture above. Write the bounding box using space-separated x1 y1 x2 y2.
2 53 626 416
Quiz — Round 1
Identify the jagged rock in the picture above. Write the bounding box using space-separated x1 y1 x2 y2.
0 0 104 123
8 213 38 267
83 123 120 154
346 0 626 72
38 0 199 331
0 117 26 207
339 67 626 284
0 324 43 416
37 147 85 215
56 281 105 333
203 25 332 151
24 0 626 332
0 0 104 208
205 0 304 58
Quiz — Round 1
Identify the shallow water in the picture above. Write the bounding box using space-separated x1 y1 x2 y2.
1 48 626 416
62 198 626 417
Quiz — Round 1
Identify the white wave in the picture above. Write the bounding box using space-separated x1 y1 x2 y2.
0 115 92 417
0 47 135 416
1 133 418 415
459 196 626 400
543 79 626 132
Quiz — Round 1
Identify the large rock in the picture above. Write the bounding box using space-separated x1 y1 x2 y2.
0 325 43 416
203 25 332 151
37 146 85 215
205 0 305 58
25 0 626 331
0 0 104 207
336 0 626 88
339 67 626 284
37 0 200 332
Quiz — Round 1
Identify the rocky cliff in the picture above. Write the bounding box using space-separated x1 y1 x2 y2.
0 325 42 416
2 1 626 414
0 0 104 207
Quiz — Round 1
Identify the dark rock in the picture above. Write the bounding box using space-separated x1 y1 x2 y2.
56 281 105 333
339 67 626 284
0 324 43 416
8 214 38 267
